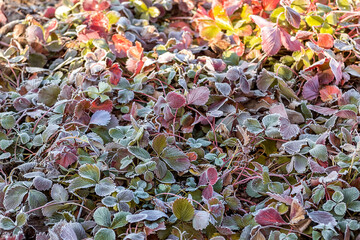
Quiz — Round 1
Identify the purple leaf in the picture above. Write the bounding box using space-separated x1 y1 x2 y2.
330 58 342 85
90 110 111 126
166 92 186 109
285 7 301 28
307 105 338 116
187 87 210 105
279 117 300 140
308 211 337 227
280 28 302 52
255 208 287 226
336 110 357 120
261 27 282 56
302 75 319 100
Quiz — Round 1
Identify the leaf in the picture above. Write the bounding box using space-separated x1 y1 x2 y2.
302 75 319 100
279 117 299 140
255 208 286 226
140 210 168 221
95 178 116 196
68 177 96 192
285 7 301 28
4 185 28 210
215 82 231 96
1 114 15 129
193 211 210 230
172 198 195 221
308 211 337 227
38 84 61 107
90 110 111 126
111 212 130 229
244 118 263 134
212 4 234 31
261 27 282 56
305 15 324 27
33 176 52 191
161 146 190 172
250 15 274 28
279 28 302 51
83 0 110 11
347 201 360 212
166 92 186 109
329 58 342 85
79 164 100 182
51 184 68 202
94 228 115 240
90 99 113 113
289 199 305 224
187 87 210 105
94 207 112 227
0 217 15 230
128 146 151 161
309 144 328 162
262 0 280 11
319 86 341 102
317 33 334 49
257 69 276 91
199 23 221 41
152 134 167 154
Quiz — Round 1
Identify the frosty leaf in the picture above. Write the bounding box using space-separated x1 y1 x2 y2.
4 185 28 210
257 69 276 91
244 118 263 134
79 164 100 182
215 82 231 96
33 176 52 191
308 211 337 227
166 92 186 109
261 27 282 56
161 146 190 172
279 117 300 140
94 228 115 240
285 7 300 28
94 207 112 227
90 110 111 126
187 87 210 105
193 211 210 230
38 84 61 107
317 33 334 49
255 208 286 226
128 146 151 161
309 144 328 162
302 76 319 100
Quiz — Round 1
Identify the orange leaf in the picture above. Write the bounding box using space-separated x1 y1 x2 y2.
112 34 132 58
90 99 113 112
319 85 341 102
317 33 334 49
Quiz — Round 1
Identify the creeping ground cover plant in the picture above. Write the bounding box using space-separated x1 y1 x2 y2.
2 0 360 239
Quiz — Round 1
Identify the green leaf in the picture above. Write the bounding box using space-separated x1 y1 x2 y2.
200 23 221 41
257 69 276 92
79 164 100 182
152 134 167 155
343 187 360 203
309 144 328 162
160 147 190 172
336 0 351 10
68 177 96 192
262 114 280 128
332 191 344 203
95 178 116 197
94 228 115 240
348 201 360 212
322 200 336 211
305 15 324 27
15 212 27 227
128 146 151 161
0 217 15 230
38 84 61 107
334 202 346 215
172 198 194 222
4 185 28 210
244 118 263 134
94 207 112 227
28 190 48 210
0 139 13 150
111 212 130 229
1 114 15 129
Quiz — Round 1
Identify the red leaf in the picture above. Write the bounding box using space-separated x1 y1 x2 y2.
112 34 132 58
302 75 319 100
307 105 338 116
317 33 334 49
262 0 280 11
78 29 101 42
83 0 110 11
336 110 357 120
166 92 186 109
202 185 214 199
88 12 109 37
45 19 58 40
90 99 113 112
57 152 77 168
187 87 210 105
319 85 341 102
261 27 282 56
207 167 218 185
255 208 287 226
250 15 274 28
109 63 122 85
44 7 56 18
280 28 302 52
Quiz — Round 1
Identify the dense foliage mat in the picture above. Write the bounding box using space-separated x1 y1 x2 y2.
1 0 360 239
